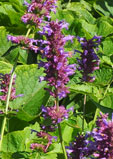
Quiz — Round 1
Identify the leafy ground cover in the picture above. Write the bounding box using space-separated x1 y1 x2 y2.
0 0 113 159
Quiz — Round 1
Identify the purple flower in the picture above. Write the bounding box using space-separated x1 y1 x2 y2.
0 110 4 114
21 13 42 26
91 113 113 159
41 125 57 132
24 0 57 16
30 143 46 152
7 35 43 53
22 0 58 26
0 73 19 101
66 133 96 159
66 113 113 159
75 36 101 82
41 105 69 124
30 130 57 152
38 20 76 98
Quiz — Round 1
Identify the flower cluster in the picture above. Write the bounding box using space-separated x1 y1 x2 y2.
91 113 113 159
42 105 71 124
0 73 17 101
22 0 57 26
67 113 113 159
7 35 49 53
75 36 101 82
30 130 57 152
66 133 96 159
21 13 42 26
39 20 76 98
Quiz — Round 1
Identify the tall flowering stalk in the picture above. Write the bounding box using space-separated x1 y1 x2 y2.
38 20 75 159
39 20 75 98
75 36 101 131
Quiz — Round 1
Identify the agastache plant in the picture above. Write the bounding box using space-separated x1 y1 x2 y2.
66 113 113 159
38 20 75 159
75 36 101 82
7 0 75 158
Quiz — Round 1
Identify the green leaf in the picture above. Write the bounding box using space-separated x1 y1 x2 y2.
10 64 49 121
2 122 40 152
62 125 73 143
0 3 24 25
100 94 113 110
67 2 96 24
81 19 97 36
93 0 113 17
102 37 113 56
0 152 12 159
0 27 10 56
1 44 19 57
101 56 113 67
41 153 57 159
96 18 113 37
92 100 113 117
94 67 113 86
0 61 12 73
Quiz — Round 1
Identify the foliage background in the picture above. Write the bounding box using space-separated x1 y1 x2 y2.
0 0 113 158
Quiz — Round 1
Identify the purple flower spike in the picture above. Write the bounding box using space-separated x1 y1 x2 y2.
22 0 58 26
42 105 70 124
21 13 42 27
66 133 96 159
75 36 101 82
7 35 43 53
0 73 20 101
30 131 57 153
30 143 46 152
38 20 76 98
91 113 113 159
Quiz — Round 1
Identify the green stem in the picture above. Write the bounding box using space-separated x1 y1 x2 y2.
68 0 71 4
91 108 100 131
55 98 67 159
58 124 67 159
82 94 86 132
0 53 19 151
35 152 39 159
0 72 15 151
25 28 31 37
